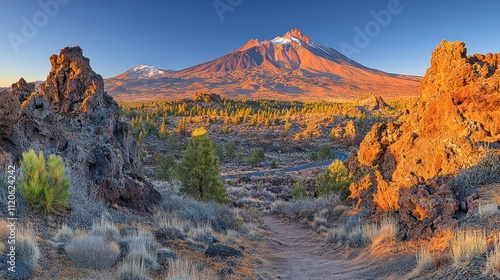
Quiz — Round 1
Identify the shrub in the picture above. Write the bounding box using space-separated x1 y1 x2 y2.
190 223 216 243
485 236 500 277
65 235 120 270
19 149 70 214
247 148 265 166
178 127 227 204
90 215 120 242
273 195 340 220
325 226 347 245
155 216 189 241
292 180 307 200
53 224 76 244
159 192 236 233
451 228 487 266
319 144 335 160
315 160 353 200
348 226 368 248
364 215 399 246
415 246 434 274
165 258 218 280
155 154 177 181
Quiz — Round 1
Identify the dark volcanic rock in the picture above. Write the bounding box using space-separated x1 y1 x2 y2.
2 46 160 212
205 244 242 258
0 90 21 137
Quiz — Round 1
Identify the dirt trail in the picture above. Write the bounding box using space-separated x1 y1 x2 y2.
259 215 414 280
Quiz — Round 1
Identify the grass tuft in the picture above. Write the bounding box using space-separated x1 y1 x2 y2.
65 235 120 270
485 236 500 277
450 228 487 266
165 258 218 280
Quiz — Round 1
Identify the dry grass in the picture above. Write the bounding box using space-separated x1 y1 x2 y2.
165 258 218 280
485 236 500 277
0 218 8 238
414 246 435 274
65 235 121 270
190 222 216 243
53 224 76 244
90 215 121 242
16 225 41 271
325 226 347 245
450 228 487 266
479 202 498 219
0 241 5 255
364 215 399 246
119 258 149 280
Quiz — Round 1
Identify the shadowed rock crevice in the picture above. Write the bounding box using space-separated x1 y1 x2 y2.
0 46 160 212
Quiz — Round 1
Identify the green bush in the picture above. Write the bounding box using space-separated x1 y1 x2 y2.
292 180 307 199
319 144 335 160
178 127 227 204
247 148 265 166
19 149 70 214
315 160 353 200
155 154 177 181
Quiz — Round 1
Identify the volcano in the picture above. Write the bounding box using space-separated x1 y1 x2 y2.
105 28 420 101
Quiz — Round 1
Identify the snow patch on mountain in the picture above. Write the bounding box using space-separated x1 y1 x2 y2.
131 65 173 79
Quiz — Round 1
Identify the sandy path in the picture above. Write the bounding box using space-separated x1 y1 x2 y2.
259 216 414 280
260 216 366 279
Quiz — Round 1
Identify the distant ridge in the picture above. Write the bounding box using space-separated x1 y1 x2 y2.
106 28 421 101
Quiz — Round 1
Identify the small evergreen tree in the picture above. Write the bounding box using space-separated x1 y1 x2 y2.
292 180 307 199
178 127 227 203
315 160 353 199
159 119 168 139
177 117 187 135
19 149 70 214
155 154 177 181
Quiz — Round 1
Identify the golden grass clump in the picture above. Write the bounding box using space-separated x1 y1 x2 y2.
415 246 434 274
451 228 487 266
165 258 218 280
485 236 500 277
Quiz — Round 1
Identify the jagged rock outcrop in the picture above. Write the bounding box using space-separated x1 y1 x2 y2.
2 46 160 212
352 93 388 112
0 90 21 137
349 40 500 238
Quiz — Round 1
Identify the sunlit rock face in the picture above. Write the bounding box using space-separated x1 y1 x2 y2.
349 40 500 239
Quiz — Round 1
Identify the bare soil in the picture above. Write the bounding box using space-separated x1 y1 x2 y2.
258 215 416 280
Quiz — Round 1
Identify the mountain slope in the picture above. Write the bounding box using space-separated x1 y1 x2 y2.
106 28 420 101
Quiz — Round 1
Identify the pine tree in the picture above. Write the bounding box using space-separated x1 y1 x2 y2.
177 117 187 135
159 119 168 139
178 127 227 203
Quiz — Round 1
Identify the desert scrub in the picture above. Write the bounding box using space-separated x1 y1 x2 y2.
165 258 218 280
414 246 434 274
19 149 70 214
53 224 76 245
154 215 189 241
123 227 159 270
89 215 120 242
450 228 487 266
119 258 149 280
272 194 340 219
363 215 399 245
478 202 498 219
315 160 353 200
190 222 216 243
65 235 120 270
485 236 500 277
15 226 41 271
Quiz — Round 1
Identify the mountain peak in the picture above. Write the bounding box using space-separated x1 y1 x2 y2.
282 28 311 44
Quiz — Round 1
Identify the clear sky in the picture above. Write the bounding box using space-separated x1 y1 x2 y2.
1 0 499 87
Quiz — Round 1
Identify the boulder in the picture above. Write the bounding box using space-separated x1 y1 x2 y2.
205 244 242 258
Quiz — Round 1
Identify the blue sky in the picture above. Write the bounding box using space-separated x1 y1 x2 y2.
1 0 499 86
